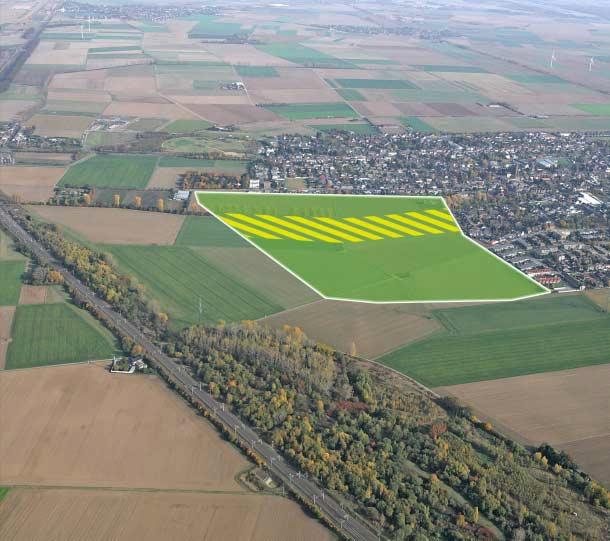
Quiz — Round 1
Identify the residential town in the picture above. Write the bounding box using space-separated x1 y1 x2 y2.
255 131 610 289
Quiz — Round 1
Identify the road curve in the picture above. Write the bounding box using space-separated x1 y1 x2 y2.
0 202 380 541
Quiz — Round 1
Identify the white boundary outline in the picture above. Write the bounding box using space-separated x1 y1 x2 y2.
195 191 550 305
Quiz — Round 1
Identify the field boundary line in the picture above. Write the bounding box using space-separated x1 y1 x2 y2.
256 298 326 322
196 191 550 304
2 484 265 496
1 358 113 372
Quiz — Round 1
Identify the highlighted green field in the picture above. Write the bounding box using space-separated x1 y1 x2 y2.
196 193 547 302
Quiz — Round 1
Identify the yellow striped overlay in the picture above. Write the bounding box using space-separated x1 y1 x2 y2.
220 208 460 243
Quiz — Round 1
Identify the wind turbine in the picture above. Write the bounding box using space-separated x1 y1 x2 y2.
80 24 84 40
550 50 557 69
589 57 595 72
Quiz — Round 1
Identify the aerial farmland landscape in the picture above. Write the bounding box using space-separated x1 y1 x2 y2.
0 0 609 540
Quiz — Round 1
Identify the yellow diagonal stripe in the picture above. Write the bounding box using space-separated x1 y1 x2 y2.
367 215 424 236
222 217 281 240
426 209 455 223
287 216 363 243
386 214 442 234
227 213 312 241
406 212 460 232
345 217 402 238
257 215 342 243
316 217 382 241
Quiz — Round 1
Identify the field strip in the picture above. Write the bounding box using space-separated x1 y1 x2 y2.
387 214 443 234
3 484 257 496
316 217 383 240
345 217 402 238
287 216 364 242
406 212 460 232
366 215 424 236
221 217 280 239
426 209 454 222
257 215 342 243
554 432 610 445
3 358 114 372
227 213 312 241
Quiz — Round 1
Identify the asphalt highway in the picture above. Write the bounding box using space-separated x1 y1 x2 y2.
0 202 380 541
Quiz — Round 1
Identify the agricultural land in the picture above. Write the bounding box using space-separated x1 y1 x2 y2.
196 192 547 302
0 363 332 541
378 294 610 387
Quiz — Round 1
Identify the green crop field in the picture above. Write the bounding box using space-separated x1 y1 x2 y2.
264 103 358 120
401 116 437 133
335 78 417 89
337 89 366 101
506 74 566 84
175 216 250 247
0 488 9 503
414 65 488 73
5 303 117 369
0 260 25 305
256 43 355 68
58 155 157 188
573 104 610 116
235 65 278 77
196 193 547 302
308 123 378 134
104 245 285 329
187 15 243 38
379 294 610 387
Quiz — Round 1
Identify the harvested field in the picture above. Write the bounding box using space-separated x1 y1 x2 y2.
0 363 248 490
29 114 93 138
0 488 332 541
261 300 440 359
13 152 73 165
0 306 15 370
586 288 610 310
438 364 610 486
0 165 66 202
0 100 38 121
103 101 194 119
183 104 279 124
17 285 47 305
27 206 185 245
250 88 341 104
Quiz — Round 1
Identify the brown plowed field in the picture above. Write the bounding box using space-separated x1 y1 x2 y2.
0 488 332 541
30 114 93 138
184 104 280 124
438 364 610 486
17 285 47 305
26 206 185 245
0 363 248 490
260 299 440 359
0 166 66 202
0 306 15 369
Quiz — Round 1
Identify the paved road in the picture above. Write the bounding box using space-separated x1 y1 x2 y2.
0 202 380 541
